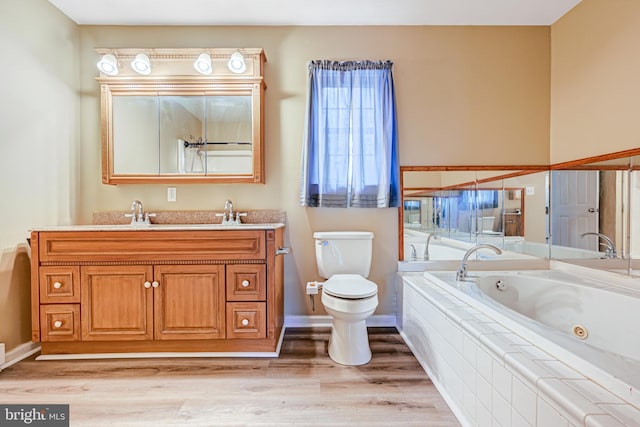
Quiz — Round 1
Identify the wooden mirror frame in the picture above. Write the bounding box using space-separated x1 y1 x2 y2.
97 48 266 185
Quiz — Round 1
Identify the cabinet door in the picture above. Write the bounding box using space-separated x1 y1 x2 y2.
153 264 226 340
81 265 153 341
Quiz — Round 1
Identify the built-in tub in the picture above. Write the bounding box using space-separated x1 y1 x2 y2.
399 265 640 426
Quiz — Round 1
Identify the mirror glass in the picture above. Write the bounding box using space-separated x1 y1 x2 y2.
549 156 630 260
401 168 549 262
112 94 254 177
629 155 640 275
400 149 640 274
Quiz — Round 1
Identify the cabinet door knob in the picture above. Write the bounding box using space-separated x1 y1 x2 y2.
241 280 250 288
152 281 160 288
144 281 152 289
241 319 249 326
53 320 63 328
53 282 62 289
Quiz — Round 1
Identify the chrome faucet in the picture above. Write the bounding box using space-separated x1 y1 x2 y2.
581 232 618 258
216 199 247 225
424 234 440 261
456 244 502 281
124 200 155 225
224 199 234 220
408 244 417 261
124 200 145 224
131 200 144 223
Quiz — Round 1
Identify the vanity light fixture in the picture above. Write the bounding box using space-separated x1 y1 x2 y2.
131 53 152 75
193 53 212 75
97 53 119 76
227 50 246 74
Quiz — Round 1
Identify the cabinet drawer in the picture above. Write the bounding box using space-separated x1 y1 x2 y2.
226 264 266 301
40 304 80 342
39 266 80 303
37 230 266 262
226 302 266 339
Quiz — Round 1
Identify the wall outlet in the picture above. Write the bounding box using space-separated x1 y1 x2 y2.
526 186 535 196
167 187 177 202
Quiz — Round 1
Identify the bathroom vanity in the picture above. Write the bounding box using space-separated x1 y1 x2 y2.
29 223 285 357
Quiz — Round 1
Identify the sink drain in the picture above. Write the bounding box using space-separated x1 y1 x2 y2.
572 325 588 340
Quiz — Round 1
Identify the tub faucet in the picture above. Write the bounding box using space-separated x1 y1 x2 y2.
456 244 502 281
580 232 618 258
424 234 440 261
408 244 417 261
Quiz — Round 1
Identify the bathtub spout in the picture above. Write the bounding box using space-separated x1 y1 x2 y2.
580 232 618 259
456 244 502 281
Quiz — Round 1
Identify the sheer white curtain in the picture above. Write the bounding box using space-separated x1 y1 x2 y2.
299 60 400 208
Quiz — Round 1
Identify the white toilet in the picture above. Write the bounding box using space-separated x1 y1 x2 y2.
313 231 379 366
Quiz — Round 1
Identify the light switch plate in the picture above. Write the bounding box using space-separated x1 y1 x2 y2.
167 187 177 202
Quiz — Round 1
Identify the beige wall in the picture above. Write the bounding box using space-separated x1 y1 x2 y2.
78 26 551 317
551 0 640 163
0 0 79 351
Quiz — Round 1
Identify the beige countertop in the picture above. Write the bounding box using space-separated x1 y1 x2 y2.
30 209 286 232
30 223 285 232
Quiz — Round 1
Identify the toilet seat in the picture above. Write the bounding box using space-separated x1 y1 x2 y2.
323 274 378 299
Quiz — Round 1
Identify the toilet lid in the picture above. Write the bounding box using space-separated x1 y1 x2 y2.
323 274 378 299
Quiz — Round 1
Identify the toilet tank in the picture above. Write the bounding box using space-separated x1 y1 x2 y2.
313 231 374 279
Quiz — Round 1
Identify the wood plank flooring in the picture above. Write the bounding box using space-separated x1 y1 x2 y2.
0 327 460 426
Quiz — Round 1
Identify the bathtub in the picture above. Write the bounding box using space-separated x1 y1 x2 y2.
398 265 640 426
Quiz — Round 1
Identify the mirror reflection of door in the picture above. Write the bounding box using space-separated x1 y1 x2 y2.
551 170 599 250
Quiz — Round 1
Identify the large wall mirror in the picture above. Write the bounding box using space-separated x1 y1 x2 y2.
401 166 548 262
400 148 640 275
97 48 266 184
549 155 631 261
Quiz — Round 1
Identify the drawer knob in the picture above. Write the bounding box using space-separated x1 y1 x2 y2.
53 320 63 328
152 281 160 288
241 319 249 326
241 280 250 288
53 282 62 289
144 281 152 289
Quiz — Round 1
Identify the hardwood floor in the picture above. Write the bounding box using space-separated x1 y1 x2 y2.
0 328 460 426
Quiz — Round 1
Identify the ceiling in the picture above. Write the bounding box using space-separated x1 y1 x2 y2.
48 0 582 26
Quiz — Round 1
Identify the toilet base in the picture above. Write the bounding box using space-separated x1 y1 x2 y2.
327 318 372 366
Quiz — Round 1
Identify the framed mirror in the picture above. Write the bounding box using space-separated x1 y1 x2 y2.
98 48 266 184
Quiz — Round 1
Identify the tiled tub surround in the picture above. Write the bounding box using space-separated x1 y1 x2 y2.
397 267 640 427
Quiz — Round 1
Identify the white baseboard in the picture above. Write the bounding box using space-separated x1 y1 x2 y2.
0 341 40 371
284 314 397 328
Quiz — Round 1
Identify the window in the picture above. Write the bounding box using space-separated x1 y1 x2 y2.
299 60 400 208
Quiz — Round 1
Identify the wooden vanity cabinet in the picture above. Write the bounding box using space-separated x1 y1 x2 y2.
30 227 285 356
